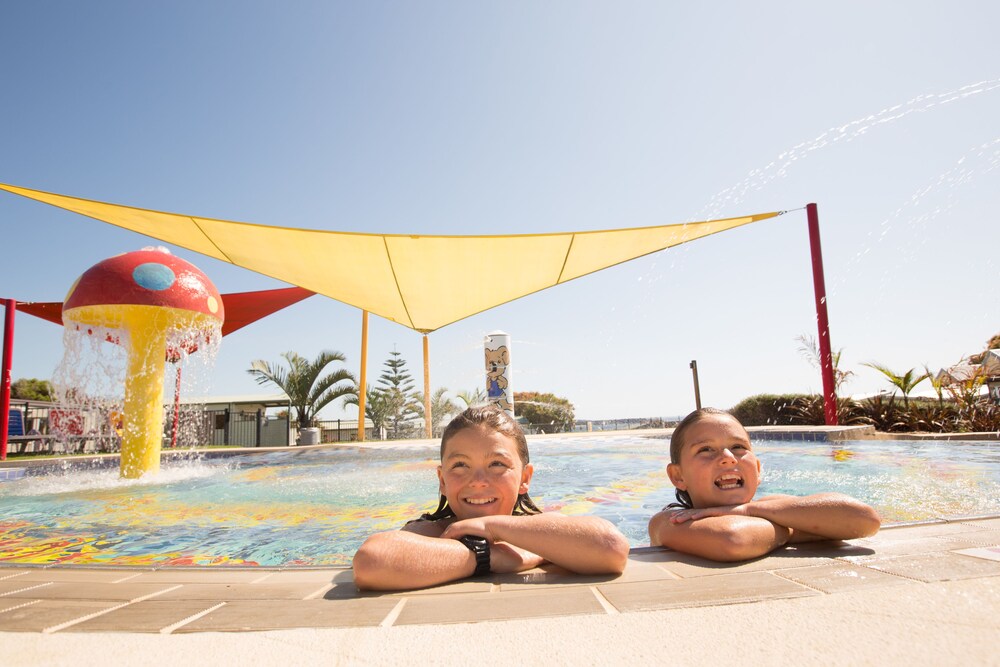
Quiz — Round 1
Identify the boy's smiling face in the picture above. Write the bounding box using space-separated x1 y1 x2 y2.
667 413 761 508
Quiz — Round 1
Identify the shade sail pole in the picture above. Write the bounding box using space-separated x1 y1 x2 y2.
423 334 432 439
807 203 838 425
357 311 369 442
0 299 15 460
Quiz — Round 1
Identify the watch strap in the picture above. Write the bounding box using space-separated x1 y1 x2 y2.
458 535 491 577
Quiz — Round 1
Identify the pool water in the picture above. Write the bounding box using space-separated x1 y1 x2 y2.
0 435 997 567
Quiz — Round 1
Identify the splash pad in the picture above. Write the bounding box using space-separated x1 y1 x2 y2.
60 249 224 478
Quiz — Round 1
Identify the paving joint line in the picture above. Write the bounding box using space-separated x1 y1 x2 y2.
161 602 227 634
0 581 52 597
43 584 183 634
303 583 333 600
589 585 619 614
0 598 42 615
380 598 407 627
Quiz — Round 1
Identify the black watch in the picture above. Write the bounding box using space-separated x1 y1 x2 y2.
458 535 491 577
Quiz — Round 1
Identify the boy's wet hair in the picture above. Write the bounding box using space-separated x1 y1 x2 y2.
666 407 744 510
419 404 542 521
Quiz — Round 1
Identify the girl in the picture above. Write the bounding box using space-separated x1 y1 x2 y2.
648 408 881 562
352 405 631 591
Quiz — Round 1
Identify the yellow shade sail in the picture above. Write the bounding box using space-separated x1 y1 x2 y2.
0 182 780 333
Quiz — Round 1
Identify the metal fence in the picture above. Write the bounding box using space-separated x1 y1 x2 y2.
520 417 679 435
3 402 294 453
4 399 678 455
313 419 378 443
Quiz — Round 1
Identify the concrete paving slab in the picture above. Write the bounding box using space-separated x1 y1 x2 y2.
66 600 222 633
774 561 911 593
857 551 1000 582
0 600 117 632
394 586 606 625
176 598 399 632
1 582 177 602
598 570 818 612
153 582 331 601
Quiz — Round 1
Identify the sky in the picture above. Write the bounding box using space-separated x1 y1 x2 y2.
1 1 998 421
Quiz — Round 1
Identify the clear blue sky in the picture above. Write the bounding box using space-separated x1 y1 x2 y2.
2 2 998 420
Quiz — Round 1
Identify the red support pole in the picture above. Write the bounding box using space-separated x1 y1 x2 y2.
1 299 16 460
806 204 838 425
171 365 182 448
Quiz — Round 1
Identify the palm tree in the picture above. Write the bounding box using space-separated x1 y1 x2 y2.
248 351 356 429
344 385 394 440
796 334 853 392
455 387 486 408
414 387 464 437
923 364 946 408
862 362 928 409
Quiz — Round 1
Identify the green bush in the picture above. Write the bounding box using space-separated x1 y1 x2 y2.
729 394 808 426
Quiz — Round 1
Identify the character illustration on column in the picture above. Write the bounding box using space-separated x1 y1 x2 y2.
485 345 512 412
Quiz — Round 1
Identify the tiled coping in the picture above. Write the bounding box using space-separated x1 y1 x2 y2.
0 517 997 634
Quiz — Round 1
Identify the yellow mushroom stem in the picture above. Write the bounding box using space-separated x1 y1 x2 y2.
64 304 220 479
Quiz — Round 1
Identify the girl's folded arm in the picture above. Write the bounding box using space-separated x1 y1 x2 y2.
443 513 630 575
352 529 476 591
649 509 790 562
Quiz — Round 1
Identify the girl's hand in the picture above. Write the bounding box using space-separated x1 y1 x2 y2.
440 517 498 542
439 518 545 573
489 542 545 573
669 504 747 524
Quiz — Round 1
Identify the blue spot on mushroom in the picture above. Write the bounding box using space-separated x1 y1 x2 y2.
133 263 176 291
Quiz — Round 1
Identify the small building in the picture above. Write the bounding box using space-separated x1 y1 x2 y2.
937 352 1000 404
181 393 292 447
981 349 1000 404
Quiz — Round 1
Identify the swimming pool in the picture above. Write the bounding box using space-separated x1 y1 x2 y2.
0 435 998 567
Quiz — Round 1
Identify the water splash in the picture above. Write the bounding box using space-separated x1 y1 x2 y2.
836 136 1000 298
696 78 1000 220
51 312 223 456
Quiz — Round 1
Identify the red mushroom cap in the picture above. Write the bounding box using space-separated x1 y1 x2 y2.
64 249 224 322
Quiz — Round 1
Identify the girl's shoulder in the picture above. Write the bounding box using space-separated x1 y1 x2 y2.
402 517 451 537
660 502 689 513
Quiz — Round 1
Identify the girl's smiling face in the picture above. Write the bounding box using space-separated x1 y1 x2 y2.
437 425 533 520
667 413 761 508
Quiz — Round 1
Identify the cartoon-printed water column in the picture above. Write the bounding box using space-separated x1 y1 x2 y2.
484 331 513 415
62 249 224 478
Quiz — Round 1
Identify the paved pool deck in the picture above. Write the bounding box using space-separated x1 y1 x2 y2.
2 427 999 665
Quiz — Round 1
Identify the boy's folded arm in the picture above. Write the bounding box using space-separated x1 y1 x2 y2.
351 529 476 591
649 510 790 562
742 493 881 540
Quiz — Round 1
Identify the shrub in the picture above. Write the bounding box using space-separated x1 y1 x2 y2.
514 392 575 434
788 395 867 426
729 394 807 426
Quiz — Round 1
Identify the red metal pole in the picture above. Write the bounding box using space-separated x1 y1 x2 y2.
1 299 16 460
806 204 838 425
170 365 182 448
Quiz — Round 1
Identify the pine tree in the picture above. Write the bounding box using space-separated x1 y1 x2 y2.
377 349 422 439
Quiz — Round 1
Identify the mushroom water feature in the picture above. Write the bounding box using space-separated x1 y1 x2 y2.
61 248 224 478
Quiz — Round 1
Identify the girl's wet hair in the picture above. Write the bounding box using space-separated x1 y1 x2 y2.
666 407 744 510
418 404 542 521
